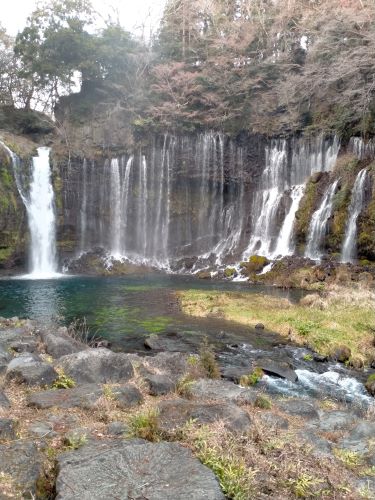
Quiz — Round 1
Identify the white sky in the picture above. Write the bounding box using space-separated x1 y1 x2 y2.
1 0 166 39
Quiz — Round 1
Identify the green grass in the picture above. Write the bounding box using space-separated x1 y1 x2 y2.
178 290 375 363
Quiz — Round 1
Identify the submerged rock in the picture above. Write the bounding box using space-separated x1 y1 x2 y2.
56 440 225 500
56 348 134 384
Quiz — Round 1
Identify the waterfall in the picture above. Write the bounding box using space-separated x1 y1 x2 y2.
341 169 368 263
243 140 287 258
80 159 88 253
305 180 339 260
1 143 58 277
349 137 375 160
110 158 122 256
73 132 342 269
272 184 305 258
27 148 58 277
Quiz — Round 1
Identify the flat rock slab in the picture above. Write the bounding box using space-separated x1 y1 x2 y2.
338 421 375 453
257 412 289 430
191 379 257 404
111 384 143 408
314 411 357 432
0 441 43 497
28 384 103 410
256 359 298 382
56 440 225 500
56 348 134 384
277 399 319 420
144 332 199 352
158 398 251 434
6 354 58 386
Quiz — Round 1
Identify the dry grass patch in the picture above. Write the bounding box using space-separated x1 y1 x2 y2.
178 287 375 363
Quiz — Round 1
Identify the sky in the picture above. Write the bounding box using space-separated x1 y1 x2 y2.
1 0 166 39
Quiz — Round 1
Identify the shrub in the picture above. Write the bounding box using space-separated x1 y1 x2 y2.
199 338 221 379
176 375 195 399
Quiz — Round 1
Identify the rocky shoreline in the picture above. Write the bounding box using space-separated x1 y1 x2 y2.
0 317 374 498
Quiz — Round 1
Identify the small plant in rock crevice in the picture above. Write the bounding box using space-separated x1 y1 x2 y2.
240 367 264 387
52 371 75 389
128 408 161 442
199 337 221 379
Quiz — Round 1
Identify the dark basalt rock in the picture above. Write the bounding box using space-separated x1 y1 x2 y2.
0 390 10 408
55 440 225 500
42 329 88 359
277 399 319 420
5 354 58 386
106 422 129 436
144 374 175 396
111 384 143 408
158 398 251 434
0 441 44 497
256 358 298 382
190 378 257 405
28 384 104 410
0 418 18 440
56 348 134 384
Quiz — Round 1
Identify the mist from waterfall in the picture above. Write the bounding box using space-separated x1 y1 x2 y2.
341 169 368 263
305 180 339 260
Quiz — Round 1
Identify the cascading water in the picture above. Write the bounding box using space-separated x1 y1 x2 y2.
272 184 305 258
349 137 375 160
305 179 339 260
26 148 58 277
1 143 59 278
341 169 368 263
243 135 340 260
74 132 341 269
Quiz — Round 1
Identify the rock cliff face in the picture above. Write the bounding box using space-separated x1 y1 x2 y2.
0 122 374 273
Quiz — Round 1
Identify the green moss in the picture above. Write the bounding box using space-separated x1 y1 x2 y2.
294 176 320 249
224 267 236 278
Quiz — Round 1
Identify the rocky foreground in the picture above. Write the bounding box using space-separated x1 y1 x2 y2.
0 318 374 499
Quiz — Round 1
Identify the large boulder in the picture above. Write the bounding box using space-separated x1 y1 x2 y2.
56 348 134 384
5 354 58 386
56 440 225 500
43 330 87 359
0 441 43 497
256 358 298 383
158 398 251 434
28 384 104 410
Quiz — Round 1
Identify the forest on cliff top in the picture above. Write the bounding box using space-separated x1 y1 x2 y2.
0 0 374 139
